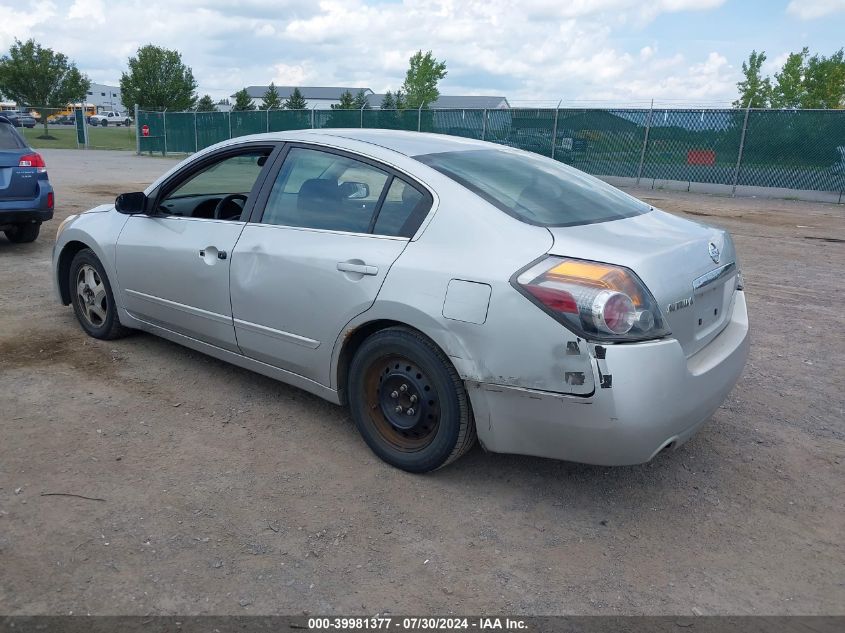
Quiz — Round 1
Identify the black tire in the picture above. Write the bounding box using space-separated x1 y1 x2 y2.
348 327 476 473
4 222 40 243
69 248 131 340
101 119 107 127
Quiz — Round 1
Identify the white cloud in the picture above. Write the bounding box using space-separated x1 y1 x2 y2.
67 0 106 24
0 1 58 51
0 0 741 105
271 62 314 86
786 0 845 19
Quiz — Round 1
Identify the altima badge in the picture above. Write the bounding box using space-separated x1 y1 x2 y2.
667 297 694 313
708 241 721 264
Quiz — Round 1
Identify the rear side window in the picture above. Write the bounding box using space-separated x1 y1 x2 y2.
0 122 25 150
372 178 430 237
415 149 651 227
261 147 390 233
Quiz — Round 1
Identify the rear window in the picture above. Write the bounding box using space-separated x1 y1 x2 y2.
414 149 651 227
0 122 25 150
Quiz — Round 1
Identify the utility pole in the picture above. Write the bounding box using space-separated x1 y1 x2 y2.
731 100 752 196
636 99 654 186
550 99 562 159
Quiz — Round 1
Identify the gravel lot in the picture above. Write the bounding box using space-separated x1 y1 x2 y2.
1 149 843 616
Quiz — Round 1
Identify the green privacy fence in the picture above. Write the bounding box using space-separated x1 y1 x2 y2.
136 107 845 196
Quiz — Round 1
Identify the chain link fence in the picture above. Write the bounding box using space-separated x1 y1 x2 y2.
2 106 137 151
132 106 845 198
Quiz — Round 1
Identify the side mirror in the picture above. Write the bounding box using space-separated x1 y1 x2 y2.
115 192 147 214
339 181 370 200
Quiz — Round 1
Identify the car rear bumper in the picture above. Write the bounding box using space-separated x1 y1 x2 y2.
0 208 53 224
467 291 749 466
0 185 54 225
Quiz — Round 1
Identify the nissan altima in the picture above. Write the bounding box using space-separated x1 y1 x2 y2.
52 129 749 472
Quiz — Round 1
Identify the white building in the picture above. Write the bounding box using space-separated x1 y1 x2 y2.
235 86 374 110
85 83 125 112
236 86 510 110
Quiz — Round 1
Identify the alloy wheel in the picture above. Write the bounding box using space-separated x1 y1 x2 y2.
76 264 108 327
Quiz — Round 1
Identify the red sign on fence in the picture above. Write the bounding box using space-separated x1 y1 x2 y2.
687 149 715 165
141 125 150 137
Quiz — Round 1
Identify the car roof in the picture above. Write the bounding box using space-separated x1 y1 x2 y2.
242 128 495 158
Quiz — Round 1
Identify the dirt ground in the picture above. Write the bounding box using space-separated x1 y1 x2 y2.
1 149 843 616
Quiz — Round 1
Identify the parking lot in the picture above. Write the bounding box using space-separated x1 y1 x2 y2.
1 149 843 615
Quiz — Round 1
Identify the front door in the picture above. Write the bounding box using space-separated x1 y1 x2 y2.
230 145 433 386
115 145 276 351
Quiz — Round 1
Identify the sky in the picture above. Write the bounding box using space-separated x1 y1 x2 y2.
1 0 843 106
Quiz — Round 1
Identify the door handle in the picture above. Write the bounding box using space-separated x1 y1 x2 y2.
337 262 378 276
199 248 227 260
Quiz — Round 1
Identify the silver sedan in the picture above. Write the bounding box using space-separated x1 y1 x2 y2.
53 129 749 472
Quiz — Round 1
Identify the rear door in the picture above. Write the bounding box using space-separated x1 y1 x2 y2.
230 144 433 386
0 121 37 201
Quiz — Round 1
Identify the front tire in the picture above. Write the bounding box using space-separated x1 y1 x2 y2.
4 222 40 243
69 249 130 340
348 327 476 473
100 120 107 127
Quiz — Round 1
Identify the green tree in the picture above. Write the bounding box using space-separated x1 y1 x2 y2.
733 50 771 108
217 98 230 107
380 91 396 109
0 38 89 138
232 88 255 111
353 89 370 109
395 89 407 110
284 87 307 109
331 90 356 110
402 50 447 109
801 49 845 109
119 44 197 111
771 48 808 109
195 94 216 112
262 82 282 110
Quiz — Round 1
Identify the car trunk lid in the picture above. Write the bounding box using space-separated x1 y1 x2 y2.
0 149 40 200
547 209 739 357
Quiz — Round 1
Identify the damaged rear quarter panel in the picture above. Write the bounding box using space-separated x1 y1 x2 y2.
364 183 596 397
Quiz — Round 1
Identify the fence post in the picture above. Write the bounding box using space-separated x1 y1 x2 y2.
732 102 751 196
134 104 140 155
550 100 562 159
481 108 487 141
360 103 366 128
311 105 316 129
228 110 232 139
417 105 423 132
194 110 198 153
162 108 168 157
636 99 654 186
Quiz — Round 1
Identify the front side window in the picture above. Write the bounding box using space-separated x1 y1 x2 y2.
159 150 269 220
415 148 651 227
261 147 389 233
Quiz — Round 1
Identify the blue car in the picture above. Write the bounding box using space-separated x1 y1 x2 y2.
0 115 54 243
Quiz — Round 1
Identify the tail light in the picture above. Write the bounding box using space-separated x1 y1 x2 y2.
19 153 47 173
513 256 670 342
47 192 54 209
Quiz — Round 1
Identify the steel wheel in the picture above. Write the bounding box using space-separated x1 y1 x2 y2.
75 264 108 328
363 354 441 452
348 327 476 472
